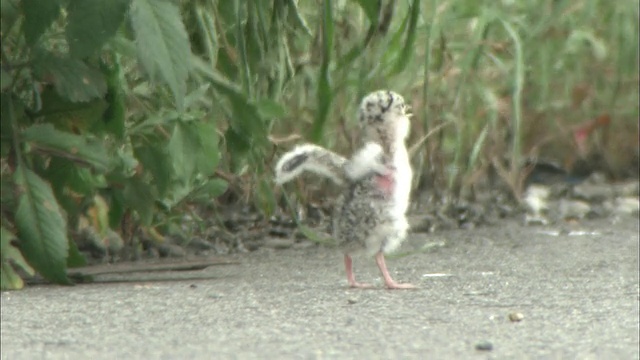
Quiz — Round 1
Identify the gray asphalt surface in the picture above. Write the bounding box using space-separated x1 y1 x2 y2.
2 217 639 359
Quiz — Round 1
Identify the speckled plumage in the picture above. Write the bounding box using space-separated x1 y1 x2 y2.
275 90 415 289
333 90 412 257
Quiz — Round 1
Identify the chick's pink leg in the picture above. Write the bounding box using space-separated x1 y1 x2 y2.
344 254 373 289
374 252 417 289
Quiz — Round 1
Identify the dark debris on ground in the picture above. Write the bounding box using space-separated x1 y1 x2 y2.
75 173 639 265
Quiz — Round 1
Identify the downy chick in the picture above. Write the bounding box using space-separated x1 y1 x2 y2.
275 90 415 289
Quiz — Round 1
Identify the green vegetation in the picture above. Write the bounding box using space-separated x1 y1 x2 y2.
1 0 638 289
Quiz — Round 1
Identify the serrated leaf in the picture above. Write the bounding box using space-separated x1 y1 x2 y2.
14 166 70 284
168 121 200 181
22 0 61 45
1 226 35 290
168 120 219 181
23 124 111 172
33 53 107 102
66 0 131 58
130 0 191 109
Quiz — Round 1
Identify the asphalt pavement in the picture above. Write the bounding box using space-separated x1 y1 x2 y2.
2 217 639 359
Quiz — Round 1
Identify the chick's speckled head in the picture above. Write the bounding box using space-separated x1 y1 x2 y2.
358 90 411 144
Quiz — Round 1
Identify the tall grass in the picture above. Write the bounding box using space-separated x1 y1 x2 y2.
188 0 639 211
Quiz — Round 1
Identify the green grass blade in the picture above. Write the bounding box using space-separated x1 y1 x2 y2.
309 0 334 143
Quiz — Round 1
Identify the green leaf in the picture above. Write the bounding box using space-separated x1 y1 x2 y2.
67 239 87 268
391 0 420 75
134 142 173 196
381 7 410 69
565 30 608 61
184 83 211 110
123 176 155 225
130 0 191 109
66 0 131 58
100 56 126 139
310 0 334 143
298 225 336 246
256 99 286 119
285 0 312 36
168 121 200 181
185 178 228 204
234 0 251 96
168 120 219 181
194 121 220 176
23 124 111 172
107 189 125 230
22 0 61 45
14 166 71 285
37 87 108 134
33 52 107 102
1 0 21 37
255 177 277 217
0 93 16 144
1 168 16 211
224 127 251 155
354 0 380 25
1 227 35 290
1 67 12 91
46 157 107 196
201 178 227 198
192 58 266 153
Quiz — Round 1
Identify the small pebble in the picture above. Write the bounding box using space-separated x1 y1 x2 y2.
475 341 493 351
347 298 358 305
508 312 524 322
